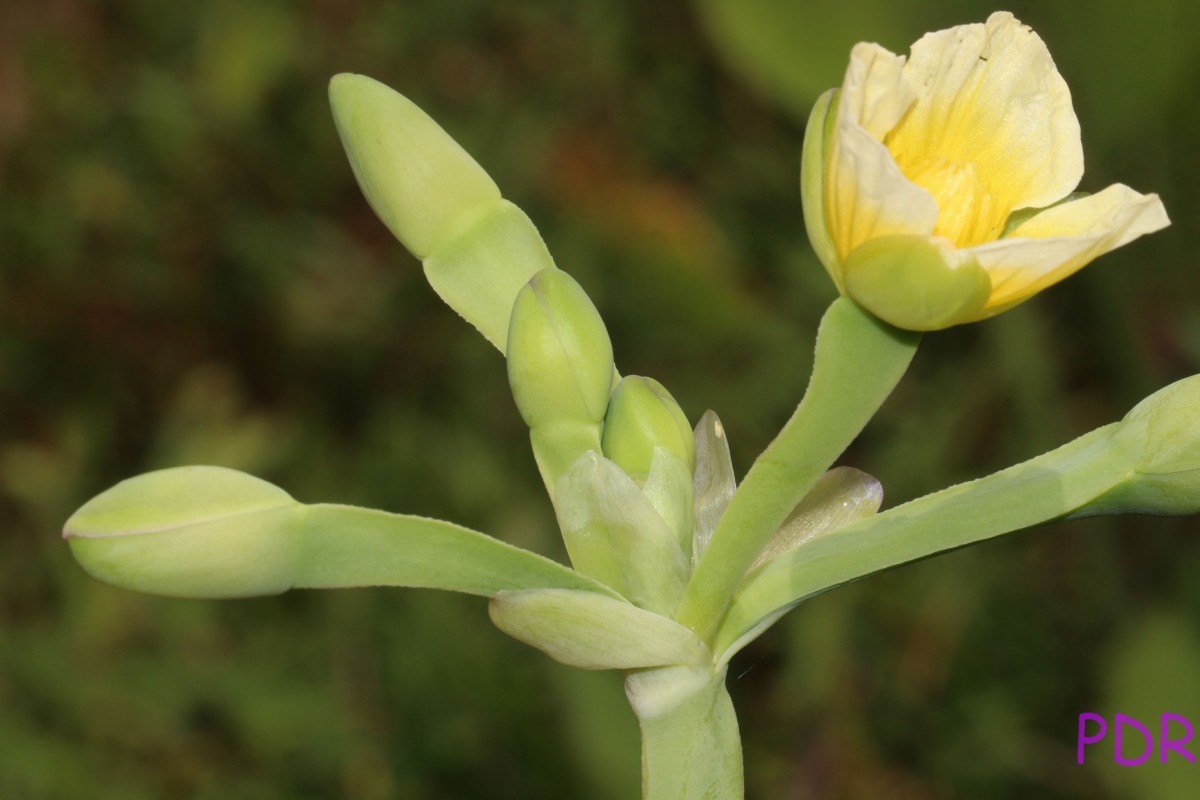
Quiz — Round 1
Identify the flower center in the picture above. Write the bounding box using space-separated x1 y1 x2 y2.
890 153 1004 248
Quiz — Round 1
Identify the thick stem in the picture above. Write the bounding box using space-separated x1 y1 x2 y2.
625 666 742 800
675 298 920 642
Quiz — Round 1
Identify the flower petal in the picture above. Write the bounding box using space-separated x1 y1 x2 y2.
839 42 913 140
885 12 1082 242
970 184 1170 310
828 43 938 260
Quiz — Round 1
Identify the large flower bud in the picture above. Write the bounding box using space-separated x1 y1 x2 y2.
64 466 301 598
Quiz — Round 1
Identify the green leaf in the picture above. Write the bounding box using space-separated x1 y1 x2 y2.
489 589 710 670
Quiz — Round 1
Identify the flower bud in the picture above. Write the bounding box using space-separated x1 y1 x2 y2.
752 466 882 568
1094 376 1200 515
329 73 500 260
601 376 694 483
841 235 992 331
64 466 301 598
507 269 614 430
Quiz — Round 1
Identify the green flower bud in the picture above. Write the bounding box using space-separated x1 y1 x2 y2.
64 466 301 598
842 234 991 331
602 376 694 483
1093 376 1200 515
507 269 614 430
751 466 882 568
329 73 500 260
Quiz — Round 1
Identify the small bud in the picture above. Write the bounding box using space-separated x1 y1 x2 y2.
602 376 694 483
842 234 992 331
752 466 882 568
507 269 614 429
329 73 500 260
63 466 301 598
1095 376 1200 515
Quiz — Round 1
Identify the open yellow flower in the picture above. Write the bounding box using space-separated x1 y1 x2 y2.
801 12 1170 330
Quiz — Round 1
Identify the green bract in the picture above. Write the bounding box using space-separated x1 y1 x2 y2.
842 234 992 331
554 451 689 616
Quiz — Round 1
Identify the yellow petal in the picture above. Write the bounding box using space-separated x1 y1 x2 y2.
884 12 1082 246
827 43 937 260
839 42 912 140
970 185 1170 310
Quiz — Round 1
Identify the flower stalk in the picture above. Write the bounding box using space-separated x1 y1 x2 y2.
674 296 919 643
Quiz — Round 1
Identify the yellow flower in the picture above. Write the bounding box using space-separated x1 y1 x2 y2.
802 12 1170 330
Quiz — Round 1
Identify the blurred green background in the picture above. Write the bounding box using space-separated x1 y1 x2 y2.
2 1 1199 797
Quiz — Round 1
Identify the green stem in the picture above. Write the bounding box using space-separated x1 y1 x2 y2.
295 503 622 599
625 666 742 800
714 423 1130 657
675 298 920 642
